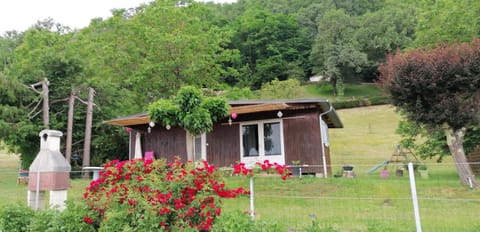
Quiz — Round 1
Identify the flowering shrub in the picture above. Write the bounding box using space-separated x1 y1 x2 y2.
83 158 289 231
233 160 290 180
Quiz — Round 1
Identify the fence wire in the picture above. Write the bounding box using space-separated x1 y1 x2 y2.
1 162 479 231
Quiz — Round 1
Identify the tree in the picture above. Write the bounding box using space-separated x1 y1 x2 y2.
355 3 416 81
397 119 480 163
258 78 302 99
229 8 308 88
0 31 22 70
310 9 367 96
0 27 81 168
396 119 450 162
148 86 229 135
379 39 480 187
333 0 384 16
414 0 480 47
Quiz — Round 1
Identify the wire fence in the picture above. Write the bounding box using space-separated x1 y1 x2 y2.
1 162 479 231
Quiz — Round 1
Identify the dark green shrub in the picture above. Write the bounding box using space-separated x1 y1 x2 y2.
47 201 96 232
213 210 283 232
27 209 56 232
212 210 255 232
0 204 34 232
1 201 96 232
368 96 390 105
333 99 363 109
333 96 390 109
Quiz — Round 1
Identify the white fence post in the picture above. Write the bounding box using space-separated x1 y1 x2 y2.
250 176 255 219
408 162 422 232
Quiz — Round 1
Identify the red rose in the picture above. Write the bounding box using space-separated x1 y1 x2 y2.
83 216 94 224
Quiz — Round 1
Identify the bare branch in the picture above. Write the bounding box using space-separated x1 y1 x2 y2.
50 97 69 104
28 99 43 117
29 110 42 119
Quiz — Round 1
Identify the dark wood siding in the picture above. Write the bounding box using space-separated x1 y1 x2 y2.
206 123 240 167
467 147 480 176
283 111 327 174
324 146 331 175
127 107 332 174
132 126 188 162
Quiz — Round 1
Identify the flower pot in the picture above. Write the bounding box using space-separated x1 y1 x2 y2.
290 166 302 176
395 169 403 177
419 170 429 179
380 169 389 179
342 165 354 171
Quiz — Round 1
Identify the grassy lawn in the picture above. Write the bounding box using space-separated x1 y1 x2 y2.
304 82 384 102
1 105 479 231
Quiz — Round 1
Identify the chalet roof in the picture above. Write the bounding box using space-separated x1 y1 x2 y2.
104 98 343 128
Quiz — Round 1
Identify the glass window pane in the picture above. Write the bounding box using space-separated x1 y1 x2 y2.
194 135 202 160
264 122 281 156
242 125 259 157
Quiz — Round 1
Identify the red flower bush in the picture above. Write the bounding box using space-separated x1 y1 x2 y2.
83 158 289 231
233 160 291 180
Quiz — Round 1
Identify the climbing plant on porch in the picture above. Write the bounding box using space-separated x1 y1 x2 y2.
148 86 230 135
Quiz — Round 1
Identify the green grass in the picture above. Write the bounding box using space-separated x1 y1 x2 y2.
1 105 479 231
221 173 479 231
330 105 402 169
304 82 384 101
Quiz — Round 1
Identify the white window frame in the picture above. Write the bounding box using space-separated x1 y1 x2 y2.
193 133 207 161
320 119 329 147
239 119 285 166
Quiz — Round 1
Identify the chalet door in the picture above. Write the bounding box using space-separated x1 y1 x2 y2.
193 133 206 161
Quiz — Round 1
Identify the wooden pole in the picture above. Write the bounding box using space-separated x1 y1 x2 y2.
82 87 95 178
42 78 49 129
65 92 75 163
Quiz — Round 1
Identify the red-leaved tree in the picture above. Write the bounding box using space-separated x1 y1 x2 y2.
379 39 480 188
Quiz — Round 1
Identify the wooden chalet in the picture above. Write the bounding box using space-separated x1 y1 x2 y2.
104 99 343 177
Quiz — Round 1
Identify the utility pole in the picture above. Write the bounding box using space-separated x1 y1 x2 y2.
42 79 49 128
29 78 49 128
82 87 95 178
65 90 77 163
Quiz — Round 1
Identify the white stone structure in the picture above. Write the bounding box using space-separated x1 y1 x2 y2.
28 130 71 211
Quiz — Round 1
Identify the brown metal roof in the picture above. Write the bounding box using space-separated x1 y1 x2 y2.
104 99 343 128
230 103 289 114
103 112 149 126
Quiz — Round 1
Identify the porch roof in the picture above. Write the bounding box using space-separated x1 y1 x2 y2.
104 99 343 128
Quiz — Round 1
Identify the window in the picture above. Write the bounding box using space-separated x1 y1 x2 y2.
192 133 206 161
264 122 281 156
242 125 259 157
241 120 284 163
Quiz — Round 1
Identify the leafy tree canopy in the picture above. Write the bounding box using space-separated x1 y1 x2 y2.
414 0 480 47
379 40 480 129
148 86 230 135
379 39 480 187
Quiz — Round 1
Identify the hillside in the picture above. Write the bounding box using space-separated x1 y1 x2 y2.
329 104 403 171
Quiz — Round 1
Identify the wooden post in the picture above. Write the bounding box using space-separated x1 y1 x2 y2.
28 78 50 128
65 92 75 163
82 87 95 178
42 78 49 129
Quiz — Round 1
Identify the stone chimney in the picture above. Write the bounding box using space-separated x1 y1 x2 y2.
28 130 71 211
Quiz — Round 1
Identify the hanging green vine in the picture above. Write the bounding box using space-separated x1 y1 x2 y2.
148 86 230 135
